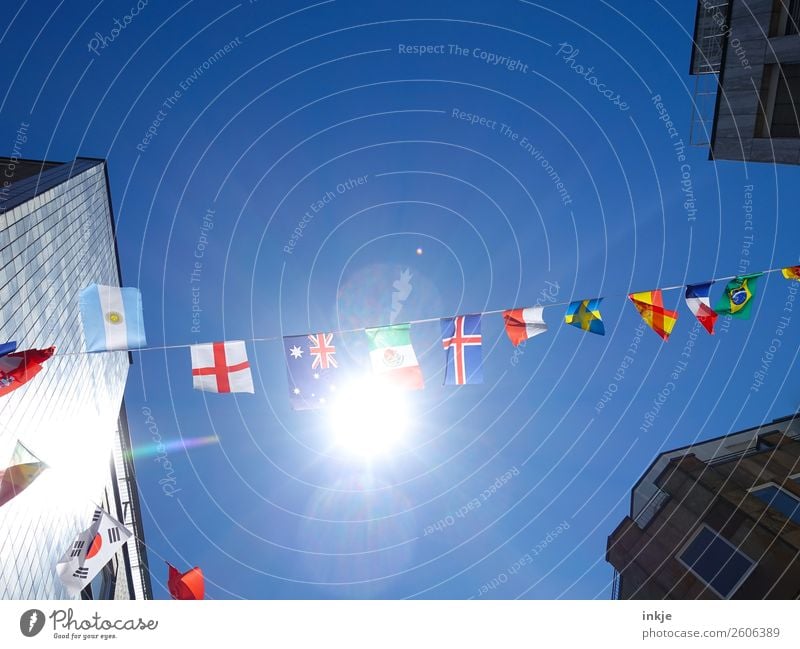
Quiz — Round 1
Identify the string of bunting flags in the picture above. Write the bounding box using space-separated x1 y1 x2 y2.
0 265 797 596
1 266 798 412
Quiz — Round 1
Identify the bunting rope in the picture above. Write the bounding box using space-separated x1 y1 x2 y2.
5 263 795 595
47 265 791 358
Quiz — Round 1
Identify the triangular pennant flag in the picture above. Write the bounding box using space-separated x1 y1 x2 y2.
0 441 47 507
628 289 679 341
80 284 146 352
714 273 762 319
190 341 254 393
502 306 547 347
685 283 717 334
441 315 483 385
364 324 423 390
781 265 800 280
167 563 205 600
56 509 133 595
564 299 605 335
0 346 55 397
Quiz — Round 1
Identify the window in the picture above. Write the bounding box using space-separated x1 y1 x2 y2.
771 0 800 36
758 64 800 138
677 525 755 598
750 483 800 525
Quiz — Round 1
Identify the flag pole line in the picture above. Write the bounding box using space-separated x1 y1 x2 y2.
48 266 788 357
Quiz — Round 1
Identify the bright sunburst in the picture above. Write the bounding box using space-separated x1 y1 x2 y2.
329 379 409 458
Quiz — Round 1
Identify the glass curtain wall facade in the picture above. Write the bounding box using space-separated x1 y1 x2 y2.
0 158 150 599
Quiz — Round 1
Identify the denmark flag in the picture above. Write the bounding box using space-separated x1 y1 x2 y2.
190 341 254 393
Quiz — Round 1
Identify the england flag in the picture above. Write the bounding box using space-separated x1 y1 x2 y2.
190 341 254 393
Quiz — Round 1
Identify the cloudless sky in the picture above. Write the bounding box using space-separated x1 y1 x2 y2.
2 0 799 599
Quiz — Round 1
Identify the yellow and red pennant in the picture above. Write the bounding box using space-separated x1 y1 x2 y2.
628 289 679 341
781 266 800 280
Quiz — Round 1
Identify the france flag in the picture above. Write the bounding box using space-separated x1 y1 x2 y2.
79 284 147 352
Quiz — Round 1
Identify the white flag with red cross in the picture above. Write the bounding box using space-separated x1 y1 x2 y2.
190 341 254 393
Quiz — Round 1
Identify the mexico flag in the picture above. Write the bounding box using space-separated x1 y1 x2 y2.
364 324 424 390
502 306 547 346
57 509 132 596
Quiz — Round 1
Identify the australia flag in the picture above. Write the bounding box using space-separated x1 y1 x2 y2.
283 332 351 410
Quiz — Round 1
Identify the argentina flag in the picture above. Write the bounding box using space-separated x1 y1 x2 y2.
79 284 147 352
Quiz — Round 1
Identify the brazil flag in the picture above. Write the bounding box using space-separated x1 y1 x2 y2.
714 273 762 319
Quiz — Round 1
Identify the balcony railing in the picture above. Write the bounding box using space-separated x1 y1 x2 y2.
690 1 730 75
689 73 720 146
611 569 621 600
634 488 670 528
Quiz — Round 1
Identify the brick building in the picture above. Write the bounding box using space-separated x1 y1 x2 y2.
608 414 800 599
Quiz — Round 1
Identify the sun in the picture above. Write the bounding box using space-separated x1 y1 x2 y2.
329 379 409 458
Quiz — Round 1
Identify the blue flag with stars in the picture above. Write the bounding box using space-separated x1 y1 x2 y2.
283 332 351 410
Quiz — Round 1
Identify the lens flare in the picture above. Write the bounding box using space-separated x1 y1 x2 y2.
125 435 220 460
329 379 409 458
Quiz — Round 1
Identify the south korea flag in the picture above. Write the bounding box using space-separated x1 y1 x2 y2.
56 508 132 596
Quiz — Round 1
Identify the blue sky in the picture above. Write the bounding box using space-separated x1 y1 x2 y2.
2 0 799 599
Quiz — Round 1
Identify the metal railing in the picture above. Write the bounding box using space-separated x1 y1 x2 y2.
691 1 730 75
611 570 621 599
634 488 670 528
689 72 720 146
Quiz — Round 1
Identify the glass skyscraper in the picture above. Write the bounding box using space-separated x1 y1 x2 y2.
0 157 150 599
